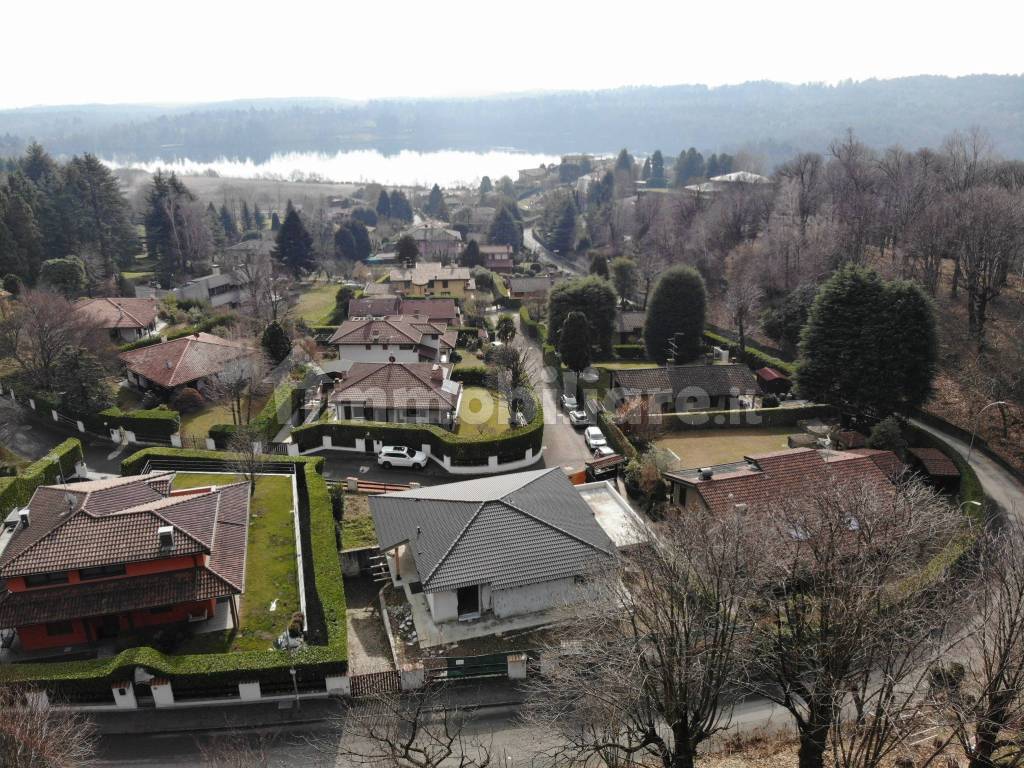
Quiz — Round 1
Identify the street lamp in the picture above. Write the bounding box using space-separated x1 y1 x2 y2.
968 401 1008 462
960 500 982 514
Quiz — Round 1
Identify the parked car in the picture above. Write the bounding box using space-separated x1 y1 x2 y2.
560 393 578 411
377 445 427 469
584 427 608 450
568 409 590 427
592 446 616 458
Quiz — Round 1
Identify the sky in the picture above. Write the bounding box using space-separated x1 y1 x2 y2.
3 0 1022 109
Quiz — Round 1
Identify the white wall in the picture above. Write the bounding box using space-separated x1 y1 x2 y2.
426 591 458 623
492 577 582 619
337 345 420 363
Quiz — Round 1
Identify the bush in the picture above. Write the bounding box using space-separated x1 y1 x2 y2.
867 416 908 455
662 404 839 431
209 380 303 447
597 410 638 461
97 406 180 440
762 394 780 408
0 439 84 516
703 330 796 377
450 366 488 386
613 344 646 359
171 387 205 413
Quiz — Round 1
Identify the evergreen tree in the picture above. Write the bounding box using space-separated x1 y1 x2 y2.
207 203 226 251
461 239 483 268
334 226 357 261
20 142 57 184
547 276 617 357
640 157 651 181
271 211 281 232
388 190 413 222
240 201 253 231
254 204 265 231
615 148 634 173
547 195 578 253
273 208 316 278
425 184 449 220
219 203 239 244
479 176 493 195
351 207 378 227
376 189 391 219
706 154 720 177
261 321 292 365
2 274 22 296
649 150 666 188
396 235 419 268
347 220 372 261
39 256 85 298
55 346 113 411
0 178 44 283
559 311 592 402
589 253 609 279
797 266 937 417
329 285 358 323
487 205 523 251
610 257 638 304
63 154 138 271
145 171 196 287
644 266 706 363
495 314 517 344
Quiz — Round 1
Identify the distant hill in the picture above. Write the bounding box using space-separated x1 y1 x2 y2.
1 76 1022 167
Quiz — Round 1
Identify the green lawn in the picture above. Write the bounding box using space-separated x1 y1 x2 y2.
341 493 377 550
655 426 795 469
454 347 485 370
179 392 269 438
172 473 299 653
293 282 338 324
457 386 510 436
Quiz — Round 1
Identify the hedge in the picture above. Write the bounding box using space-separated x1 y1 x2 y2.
209 380 303 447
309 325 340 344
291 391 544 466
613 344 646 360
703 330 796 377
117 314 237 353
597 410 638 461
97 406 180 440
0 439 84 516
519 306 546 343
0 450 347 696
662 404 839 430
450 365 488 386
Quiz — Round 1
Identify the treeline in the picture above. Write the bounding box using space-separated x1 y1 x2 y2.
0 143 136 293
2 76 1022 165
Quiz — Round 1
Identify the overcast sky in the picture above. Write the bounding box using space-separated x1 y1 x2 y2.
3 0 1021 109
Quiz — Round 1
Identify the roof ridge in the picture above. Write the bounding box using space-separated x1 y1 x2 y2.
422 501 485 586
499 497 616 557
105 297 144 327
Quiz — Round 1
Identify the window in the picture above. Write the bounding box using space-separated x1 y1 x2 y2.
25 572 69 587
45 621 74 637
382 344 389 350
365 344 372 350
399 344 413 350
406 407 419 417
442 280 449 288
149 606 174 615
79 564 126 581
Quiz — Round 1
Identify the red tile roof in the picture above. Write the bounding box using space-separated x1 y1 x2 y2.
76 297 160 330
329 362 461 411
755 366 789 382
119 332 254 388
907 447 960 478
329 316 454 351
397 299 458 322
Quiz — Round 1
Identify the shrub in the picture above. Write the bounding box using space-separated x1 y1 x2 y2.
209 380 303 447
171 387 205 413
450 366 488 386
644 266 706 362
0 439 84 516
613 344 646 359
762 394 780 408
867 416 908 455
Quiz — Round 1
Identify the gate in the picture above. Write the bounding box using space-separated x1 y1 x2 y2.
350 669 401 698
425 653 508 681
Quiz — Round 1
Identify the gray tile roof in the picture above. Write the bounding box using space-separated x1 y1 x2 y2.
613 363 760 399
370 469 615 593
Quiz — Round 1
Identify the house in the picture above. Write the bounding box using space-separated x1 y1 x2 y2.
663 447 897 511
330 362 462 428
388 263 474 299
614 310 645 344
0 473 249 652
135 265 248 309
347 296 402 318
361 281 398 297
517 167 549 185
507 275 564 301
328 316 456 363
479 245 515 273
684 171 773 196
399 225 463 262
396 298 459 324
75 297 161 342
119 332 256 395
906 447 961 493
370 468 645 643
610 364 760 413
755 366 792 395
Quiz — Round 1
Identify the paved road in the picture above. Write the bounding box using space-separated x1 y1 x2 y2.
523 227 581 276
911 418 1024 518
0 400 126 474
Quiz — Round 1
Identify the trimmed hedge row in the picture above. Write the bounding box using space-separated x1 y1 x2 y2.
519 306 545 342
98 406 180 440
117 314 237 353
0 439 84 515
450 365 488 386
613 344 646 359
703 330 796 377
0 450 347 696
597 410 638 461
292 392 544 466
662 404 839 431
209 380 304 446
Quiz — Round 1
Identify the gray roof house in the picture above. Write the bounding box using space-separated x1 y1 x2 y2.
371 468 642 645
610 363 760 412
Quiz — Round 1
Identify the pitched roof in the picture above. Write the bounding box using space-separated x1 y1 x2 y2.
348 296 402 318
398 299 458 322
665 448 896 515
0 474 250 592
329 362 461 411
388 262 471 285
328 316 452 349
118 332 254 388
614 364 760 399
507 276 562 294
907 447 960 478
75 297 160 330
370 468 616 593
362 281 398 297
615 310 645 333
756 366 790 382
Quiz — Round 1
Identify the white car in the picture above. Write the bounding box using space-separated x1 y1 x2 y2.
568 409 590 427
377 445 427 469
584 427 608 450
560 393 578 411
592 446 616 458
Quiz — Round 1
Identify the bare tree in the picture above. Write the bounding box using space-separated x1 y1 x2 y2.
333 684 498 768
227 423 266 492
724 243 762 354
0 686 97 767
205 350 270 426
484 344 536 426
232 254 292 330
777 152 826 235
747 476 967 768
197 732 274 768
524 507 762 768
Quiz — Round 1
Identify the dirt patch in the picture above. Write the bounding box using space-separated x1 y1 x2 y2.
343 577 393 673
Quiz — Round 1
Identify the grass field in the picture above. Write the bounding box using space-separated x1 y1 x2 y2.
293 282 339 324
172 472 298 653
655 426 794 468
457 386 510 437
341 493 376 550
179 392 269 437
454 348 485 370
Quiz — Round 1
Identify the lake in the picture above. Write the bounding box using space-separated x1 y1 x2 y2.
103 149 562 188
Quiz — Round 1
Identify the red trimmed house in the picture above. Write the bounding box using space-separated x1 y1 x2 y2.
0 473 249 653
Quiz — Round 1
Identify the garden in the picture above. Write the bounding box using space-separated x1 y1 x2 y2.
654 426 794 468
456 386 510 437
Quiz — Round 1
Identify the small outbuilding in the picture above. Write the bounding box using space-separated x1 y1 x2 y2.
755 366 791 395
906 447 961 494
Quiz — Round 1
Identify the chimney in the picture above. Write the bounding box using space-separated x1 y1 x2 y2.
733 503 747 515
698 467 714 480
210 263 221 276
157 525 174 552
18 509 30 528
165 360 173 369
431 364 443 382
193 331 201 339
